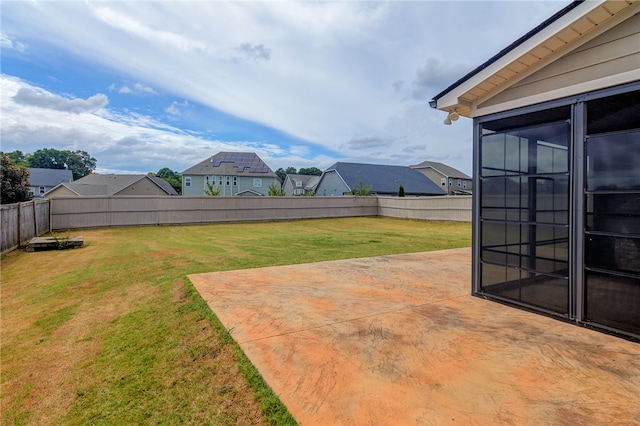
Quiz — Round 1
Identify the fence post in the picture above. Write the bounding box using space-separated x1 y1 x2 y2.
33 200 38 237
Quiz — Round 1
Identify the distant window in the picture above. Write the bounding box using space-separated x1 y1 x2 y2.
253 178 262 188
226 176 230 186
295 181 302 187
233 176 237 186
440 178 446 186
185 177 191 187
449 178 453 186
457 179 462 187
39 186 46 194
463 181 467 189
294 188 303 195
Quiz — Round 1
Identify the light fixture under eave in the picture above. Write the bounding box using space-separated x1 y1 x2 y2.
443 117 452 125
448 109 459 121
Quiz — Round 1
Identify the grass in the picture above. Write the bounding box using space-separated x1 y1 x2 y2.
1 217 470 425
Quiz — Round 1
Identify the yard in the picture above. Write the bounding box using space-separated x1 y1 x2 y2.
1 218 470 425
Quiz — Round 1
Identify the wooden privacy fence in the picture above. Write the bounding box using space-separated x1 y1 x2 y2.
1 195 471 254
1 200 50 254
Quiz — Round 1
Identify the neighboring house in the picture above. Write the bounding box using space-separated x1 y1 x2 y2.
181 152 279 196
315 162 446 196
282 174 320 196
27 168 73 198
44 174 178 197
430 0 640 339
410 161 472 195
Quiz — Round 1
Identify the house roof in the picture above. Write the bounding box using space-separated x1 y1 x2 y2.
323 162 446 195
430 0 639 118
46 174 178 196
182 152 276 177
285 174 321 190
27 168 73 186
149 176 179 195
410 161 471 180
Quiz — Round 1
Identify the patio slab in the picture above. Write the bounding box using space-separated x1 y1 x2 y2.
189 248 640 425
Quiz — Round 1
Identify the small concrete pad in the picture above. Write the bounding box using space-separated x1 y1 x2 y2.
26 236 83 251
190 248 640 425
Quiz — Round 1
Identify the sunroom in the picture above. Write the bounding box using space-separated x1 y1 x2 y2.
431 0 640 340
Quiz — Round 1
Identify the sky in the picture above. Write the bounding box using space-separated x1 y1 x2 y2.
1 1 567 176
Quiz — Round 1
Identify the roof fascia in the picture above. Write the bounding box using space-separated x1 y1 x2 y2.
434 0 610 113
472 2 640 115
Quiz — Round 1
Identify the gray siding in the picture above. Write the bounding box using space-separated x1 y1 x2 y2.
183 175 278 196
315 171 350 196
479 12 640 111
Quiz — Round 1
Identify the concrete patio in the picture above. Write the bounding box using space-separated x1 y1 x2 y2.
189 248 640 425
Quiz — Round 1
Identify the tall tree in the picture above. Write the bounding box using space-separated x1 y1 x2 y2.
155 167 181 194
275 167 286 182
7 150 27 166
26 148 96 180
298 167 322 176
65 150 97 180
1 153 31 204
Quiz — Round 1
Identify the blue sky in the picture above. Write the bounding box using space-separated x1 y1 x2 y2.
1 1 566 176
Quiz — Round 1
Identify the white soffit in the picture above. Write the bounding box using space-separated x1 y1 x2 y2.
436 0 639 117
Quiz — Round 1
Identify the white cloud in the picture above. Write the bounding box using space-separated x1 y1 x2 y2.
91 5 207 52
165 100 189 116
1 33 26 51
12 87 108 113
116 83 156 95
134 83 157 94
235 43 271 62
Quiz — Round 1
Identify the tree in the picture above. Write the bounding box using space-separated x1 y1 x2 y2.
298 167 322 176
275 168 286 182
351 173 372 196
268 182 285 196
7 150 27 166
204 182 221 196
398 185 405 197
155 167 182 194
26 148 96 180
65 150 97 180
1 153 32 204
276 166 322 181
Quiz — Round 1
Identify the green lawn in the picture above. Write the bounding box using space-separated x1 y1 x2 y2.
1 217 471 425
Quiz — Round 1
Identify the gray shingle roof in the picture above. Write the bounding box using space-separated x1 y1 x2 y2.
286 174 320 190
410 161 471 180
182 152 275 176
325 162 446 195
55 174 178 196
27 168 73 186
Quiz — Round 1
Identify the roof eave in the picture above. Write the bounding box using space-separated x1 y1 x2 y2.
430 0 638 118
